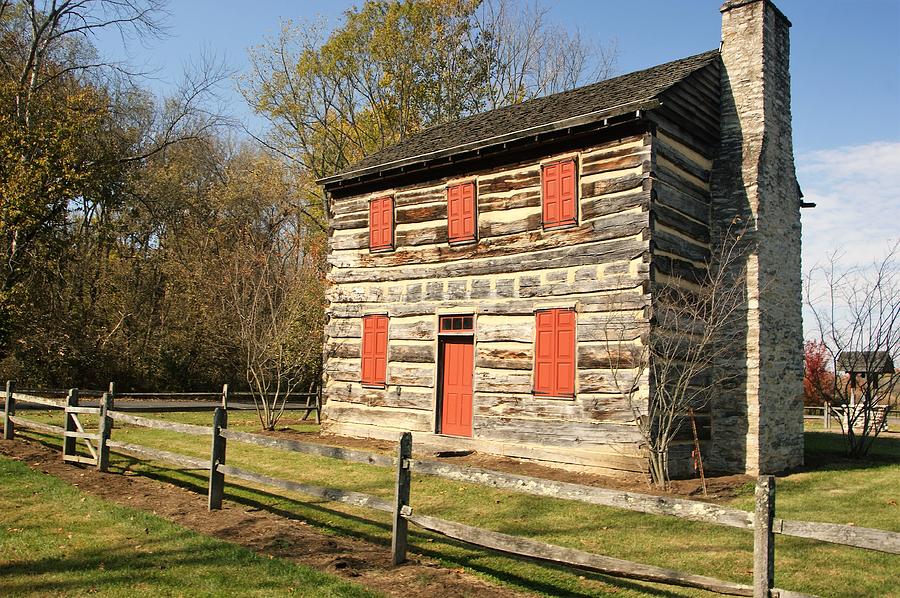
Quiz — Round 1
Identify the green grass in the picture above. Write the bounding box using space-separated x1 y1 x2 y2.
12 410 900 597
0 454 379 598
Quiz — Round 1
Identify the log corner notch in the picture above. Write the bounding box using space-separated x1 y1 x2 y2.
391 431 413 565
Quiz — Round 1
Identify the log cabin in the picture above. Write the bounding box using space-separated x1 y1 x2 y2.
318 0 805 477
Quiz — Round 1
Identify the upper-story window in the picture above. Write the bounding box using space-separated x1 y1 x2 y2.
541 159 577 229
534 308 576 398
369 196 394 251
447 182 476 243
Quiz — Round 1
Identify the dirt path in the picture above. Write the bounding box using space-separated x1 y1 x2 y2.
0 438 529 598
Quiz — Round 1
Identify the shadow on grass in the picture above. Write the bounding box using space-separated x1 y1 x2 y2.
800 432 900 474
16 431 720 597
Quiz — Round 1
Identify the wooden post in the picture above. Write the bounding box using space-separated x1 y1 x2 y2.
824 401 831 430
3 380 14 440
753 475 775 598
208 407 228 510
108 381 116 410
391 431 413 565
315 385 322 425
97 392 113 472
63 388 79 459
3 380 13 439
221 384 230 409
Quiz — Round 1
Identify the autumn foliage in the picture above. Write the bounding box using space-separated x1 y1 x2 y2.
803 340 834 405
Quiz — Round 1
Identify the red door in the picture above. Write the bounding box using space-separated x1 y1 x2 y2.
440 337 473 437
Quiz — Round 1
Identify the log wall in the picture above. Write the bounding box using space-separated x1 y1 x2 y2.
323 131 654 473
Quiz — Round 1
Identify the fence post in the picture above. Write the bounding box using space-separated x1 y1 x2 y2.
108 382 116 410
208 406 227 510
391 431 413 565
3 380 14 440
315 385 322 424
753 475 775 598
97 392 113 472
824 401 831 430
63 388 79 459
221 384 230 409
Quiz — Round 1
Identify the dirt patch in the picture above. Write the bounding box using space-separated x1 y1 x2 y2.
265 426 753 502
0 438 528 598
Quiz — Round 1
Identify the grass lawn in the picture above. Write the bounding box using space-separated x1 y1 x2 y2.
0 454 379 597
11 410 900 598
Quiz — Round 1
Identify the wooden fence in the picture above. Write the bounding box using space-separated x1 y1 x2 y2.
4 387 900 598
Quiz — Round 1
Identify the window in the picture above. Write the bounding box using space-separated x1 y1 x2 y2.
361 315 388 386
439 315 474 333
534 308 576 397
447 182 476 243
541 159 577 228
369 196 394 251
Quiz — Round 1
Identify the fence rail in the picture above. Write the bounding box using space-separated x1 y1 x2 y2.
4 382 899 597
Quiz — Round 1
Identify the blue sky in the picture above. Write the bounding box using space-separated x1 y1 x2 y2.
95 0 900 331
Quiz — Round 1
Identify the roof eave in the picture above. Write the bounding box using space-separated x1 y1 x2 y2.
317 98 661 189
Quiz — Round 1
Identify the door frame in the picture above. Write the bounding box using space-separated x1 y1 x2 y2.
435 314 475 437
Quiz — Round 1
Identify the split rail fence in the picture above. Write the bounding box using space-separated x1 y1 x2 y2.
4 383 899 598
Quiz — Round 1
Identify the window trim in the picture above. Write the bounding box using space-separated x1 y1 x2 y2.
532 307 577 399
368 196 395 253
540 158 579 231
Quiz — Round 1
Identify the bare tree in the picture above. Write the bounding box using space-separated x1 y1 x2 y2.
470 0 618 109
222 154 325 430
605 227 748 488
804 242 899 457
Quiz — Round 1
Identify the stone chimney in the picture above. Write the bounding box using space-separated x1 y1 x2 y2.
710 0 804 474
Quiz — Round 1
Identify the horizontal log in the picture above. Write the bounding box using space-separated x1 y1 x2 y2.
8 416 65 435
325 402 433 432
652 182 709 223
329 233 646 283
108 411 212 436
325 318 360 339
581 189 649 221
581 149 645 177
478 189 540 213
475 369 532 394
396 202 446 225
218 464 393 513
476 346 533 370
652 202 710 244
63 454 98 465
65 405 102 415
404 512 753 596
106 440 210 470
389 320 435 341
389 344 435 364
477 170 540 195
408 459 754 528
651 228 709 263
578 344 644 369
655 135 711 184
475 416 642 446
397 223 448 247
11 393 66 408
475 393 633 422
325 341 360 360
330 208 647 270
777 518 900 555
325 383 433 410
581 172 645 200
388 363 434 388
219 428 395 468
477 321 532 343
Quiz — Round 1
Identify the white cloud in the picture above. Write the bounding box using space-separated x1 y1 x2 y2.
798 141 900 269
797 141 900 340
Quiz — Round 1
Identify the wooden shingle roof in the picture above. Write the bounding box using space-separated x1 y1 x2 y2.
321 49 720 187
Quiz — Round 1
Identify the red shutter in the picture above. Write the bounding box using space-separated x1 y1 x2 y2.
362 315 388 385
448 182 475 242
542 159 576 228
369 197 393 250
534 309 576 397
